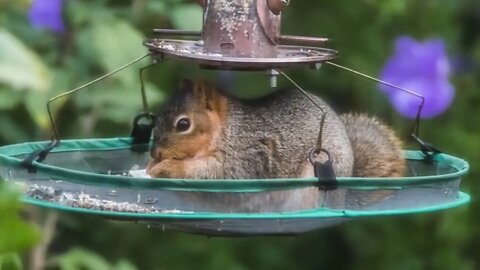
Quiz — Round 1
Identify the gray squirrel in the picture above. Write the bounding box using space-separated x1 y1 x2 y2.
147 79 405 179
146 79 406 212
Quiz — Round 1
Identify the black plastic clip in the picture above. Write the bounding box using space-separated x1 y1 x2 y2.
308 148 337 190
130 112 155 152
411 134 442 163
21 140 59 173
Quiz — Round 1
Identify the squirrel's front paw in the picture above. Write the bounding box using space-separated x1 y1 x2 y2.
147 159 186 178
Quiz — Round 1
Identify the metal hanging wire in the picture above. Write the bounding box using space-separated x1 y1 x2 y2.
324 61 440 158
22 53 153 170
275 69 336 188
275 69 327 151
46 54 152 143
139 63 157 113
324 61 425 137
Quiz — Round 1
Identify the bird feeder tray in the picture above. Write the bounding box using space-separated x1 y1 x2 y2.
0 138 470 236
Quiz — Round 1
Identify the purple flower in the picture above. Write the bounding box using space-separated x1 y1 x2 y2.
379 36 455 119
28 0 65 33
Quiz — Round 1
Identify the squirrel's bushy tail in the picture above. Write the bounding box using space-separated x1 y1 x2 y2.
340 113 406 177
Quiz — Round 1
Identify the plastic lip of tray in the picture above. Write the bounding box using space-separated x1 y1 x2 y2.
0 137 470 236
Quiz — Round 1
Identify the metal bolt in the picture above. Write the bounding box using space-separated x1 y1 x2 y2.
268 69 279 88
311 62 322 70
271 76 277 88
151 53 164 64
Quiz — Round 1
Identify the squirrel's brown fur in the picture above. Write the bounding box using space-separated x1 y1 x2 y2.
146 79 406 211
147 80 229 178
340 113 407 208
147 79 354 179
340 113 406 177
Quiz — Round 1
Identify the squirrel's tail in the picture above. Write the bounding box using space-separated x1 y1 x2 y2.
340 113 406 177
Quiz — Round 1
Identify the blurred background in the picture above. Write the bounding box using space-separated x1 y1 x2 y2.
1 0 479 269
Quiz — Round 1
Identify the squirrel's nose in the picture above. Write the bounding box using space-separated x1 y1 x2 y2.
150 147 162 161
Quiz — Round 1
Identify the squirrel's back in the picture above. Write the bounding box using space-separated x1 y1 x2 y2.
222 88 354 179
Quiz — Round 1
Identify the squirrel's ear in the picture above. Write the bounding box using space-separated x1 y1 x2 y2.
179 79 194 92
195 80 217 111
196 81 228 114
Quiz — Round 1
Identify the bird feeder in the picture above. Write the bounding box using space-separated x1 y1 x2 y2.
0 0 470 236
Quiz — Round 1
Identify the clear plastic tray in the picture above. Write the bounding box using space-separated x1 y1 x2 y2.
0 138 470 236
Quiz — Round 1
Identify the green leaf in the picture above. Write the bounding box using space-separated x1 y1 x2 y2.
50 248 138 270
75 80 165 124
113 260 138 270
0 253 23 270
0 113 34 143
0 217 38 252
170 4 203 31
0 182 27 216
73 18 166 127
51 249 110 270
0 182 40 253
24 68 73 131
0 87 22 110
87 18 148 87
0 28 51 92
145 1 168 15
66 1 99 28
83 81 165 124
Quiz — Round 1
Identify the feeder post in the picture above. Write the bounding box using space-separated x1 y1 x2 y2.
200 0 283 58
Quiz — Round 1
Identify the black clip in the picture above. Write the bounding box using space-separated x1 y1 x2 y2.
21 140 59 173
411 134 442 163
130 112 155 152
308 148 337 190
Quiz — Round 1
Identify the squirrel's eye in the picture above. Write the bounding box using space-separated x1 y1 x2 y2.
175 118 191 132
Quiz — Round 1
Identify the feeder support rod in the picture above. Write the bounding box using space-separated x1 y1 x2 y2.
275 69 327 150
325 61 425 137
46 54 151 142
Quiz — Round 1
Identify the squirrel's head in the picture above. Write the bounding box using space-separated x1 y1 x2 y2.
148 79 228 165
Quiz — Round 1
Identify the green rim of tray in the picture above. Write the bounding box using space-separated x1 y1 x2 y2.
21 192 470 220
0 137 470 192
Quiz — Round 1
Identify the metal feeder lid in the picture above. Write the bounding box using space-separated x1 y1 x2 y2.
144 0 337 71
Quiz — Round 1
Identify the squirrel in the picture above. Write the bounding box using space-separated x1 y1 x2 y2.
146 79 406 212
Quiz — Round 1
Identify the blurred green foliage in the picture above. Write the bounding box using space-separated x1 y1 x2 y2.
0 252 24 270
0 182 40 254
0 0 479 269
48 248 138 270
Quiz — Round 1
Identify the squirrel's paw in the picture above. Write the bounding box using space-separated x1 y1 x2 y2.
146 159 186 179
